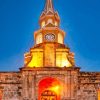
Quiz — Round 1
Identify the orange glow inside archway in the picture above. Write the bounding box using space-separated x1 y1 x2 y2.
38 77 62 100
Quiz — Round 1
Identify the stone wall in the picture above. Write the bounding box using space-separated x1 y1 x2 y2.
0 72 22 100
77 72 100 100
20 67 79 100
0 69 100 100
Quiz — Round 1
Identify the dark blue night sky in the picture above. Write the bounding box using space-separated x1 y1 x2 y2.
0 0 100 71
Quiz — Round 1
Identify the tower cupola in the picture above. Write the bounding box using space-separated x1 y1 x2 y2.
24 0 75 68
39 0 60 28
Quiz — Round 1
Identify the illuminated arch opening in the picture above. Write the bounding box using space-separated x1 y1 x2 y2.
38 77 62 100
58 33 63 44
41 21 45 27
48 19 53 23
36 33 42 44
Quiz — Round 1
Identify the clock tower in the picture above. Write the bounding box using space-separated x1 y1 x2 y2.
0 0 100 100
21 0 79 100
24 0 75 68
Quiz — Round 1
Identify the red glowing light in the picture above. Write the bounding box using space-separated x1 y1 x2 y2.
38 77 62 100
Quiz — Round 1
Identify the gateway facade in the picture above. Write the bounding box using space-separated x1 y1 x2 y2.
0 0 100 100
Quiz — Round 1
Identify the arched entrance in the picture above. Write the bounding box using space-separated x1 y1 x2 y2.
38 77 62 100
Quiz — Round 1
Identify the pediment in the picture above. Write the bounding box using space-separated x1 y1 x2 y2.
40 12 46 18
45 22 55 27
46 10 54 15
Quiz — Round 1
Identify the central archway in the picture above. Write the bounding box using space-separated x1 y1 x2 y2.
38 77 62 100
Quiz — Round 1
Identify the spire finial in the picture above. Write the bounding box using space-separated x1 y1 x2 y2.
44 0 54 12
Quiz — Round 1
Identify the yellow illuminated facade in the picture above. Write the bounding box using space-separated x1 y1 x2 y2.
56 49 72 67
24 0 75 68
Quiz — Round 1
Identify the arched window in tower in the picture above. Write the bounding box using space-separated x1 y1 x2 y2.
55 21 58 26
41 21 45 27
36 33 42 44
58 33 63 44
48 18 53 23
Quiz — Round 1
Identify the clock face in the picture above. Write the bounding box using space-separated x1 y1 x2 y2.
45 33 55 41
